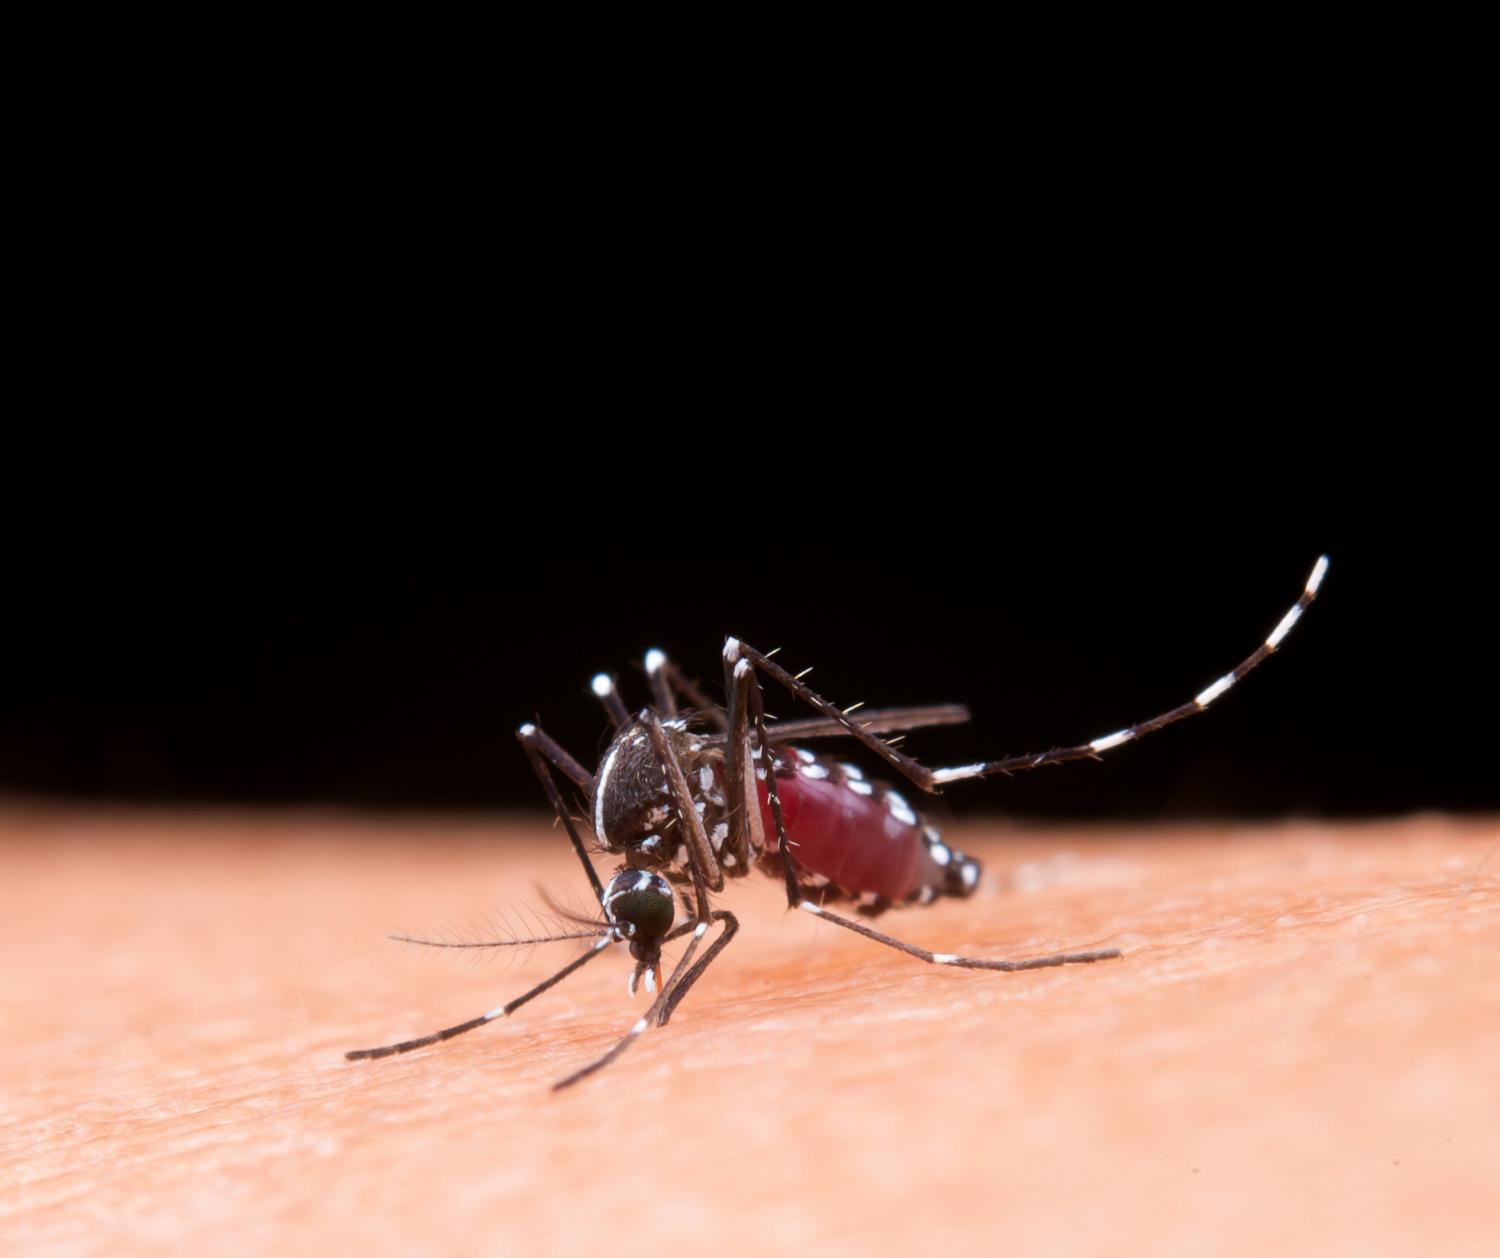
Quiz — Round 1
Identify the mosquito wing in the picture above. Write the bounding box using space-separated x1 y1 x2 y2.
700 704 970 747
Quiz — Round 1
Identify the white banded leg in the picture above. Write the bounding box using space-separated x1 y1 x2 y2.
551 912 737 1090
733 556 1330 792
656 911 739 1026
346 933 615 1061
798 900 1120 970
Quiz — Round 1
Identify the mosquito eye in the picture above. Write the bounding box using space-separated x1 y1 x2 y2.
603 871 675 939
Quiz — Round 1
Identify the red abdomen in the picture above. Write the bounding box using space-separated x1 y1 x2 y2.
753 750 928 900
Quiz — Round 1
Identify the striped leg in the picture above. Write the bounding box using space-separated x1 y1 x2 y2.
796 899 1120 971
656 911 739 1026
345 906 737 1071
551 911 738 1090
346 933 615 1061
728 647 1120 970
731 555 1329 793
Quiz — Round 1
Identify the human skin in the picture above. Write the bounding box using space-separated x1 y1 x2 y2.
2 807 1497 1256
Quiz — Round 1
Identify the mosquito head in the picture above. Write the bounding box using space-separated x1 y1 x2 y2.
602 869 676 961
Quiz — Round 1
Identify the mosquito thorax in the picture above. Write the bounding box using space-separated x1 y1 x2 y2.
591 720 671 854
602 869 675 949
591 715 713 856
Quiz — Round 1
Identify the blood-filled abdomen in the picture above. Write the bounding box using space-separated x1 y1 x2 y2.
751 749 978 902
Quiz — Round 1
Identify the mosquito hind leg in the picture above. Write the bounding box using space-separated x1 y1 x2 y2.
727 555 1329 794
731 644 1117 969
797 899 1120 971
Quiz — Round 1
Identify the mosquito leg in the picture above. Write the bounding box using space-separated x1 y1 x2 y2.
643 715 722 948
551 912 736 1089
589 672 631 728
656 910 738 1026
741 655 800 910
643 648 677 716
517 723 592 790
725 634 938 791
346 933 615 1061
797 900 1121 971
517 723 605 906
646 647 728 730
729 555 1329 793
720 646 765 872
736 646 1119 961
550 938 700 1090
643 711 723 908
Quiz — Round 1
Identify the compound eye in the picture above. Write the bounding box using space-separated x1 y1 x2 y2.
603 870 675 940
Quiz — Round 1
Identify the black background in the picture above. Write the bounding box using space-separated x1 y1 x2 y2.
8 52 1489 819
0 498 1487 819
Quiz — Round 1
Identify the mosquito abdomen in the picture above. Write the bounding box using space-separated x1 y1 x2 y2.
754 750 976 902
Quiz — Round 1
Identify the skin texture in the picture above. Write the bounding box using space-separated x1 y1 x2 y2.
2 805 1497 1257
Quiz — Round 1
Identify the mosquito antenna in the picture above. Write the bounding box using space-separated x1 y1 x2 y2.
535 883 610 929
388 927 605 951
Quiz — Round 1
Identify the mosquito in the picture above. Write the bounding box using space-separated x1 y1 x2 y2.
347 555 1329 1089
